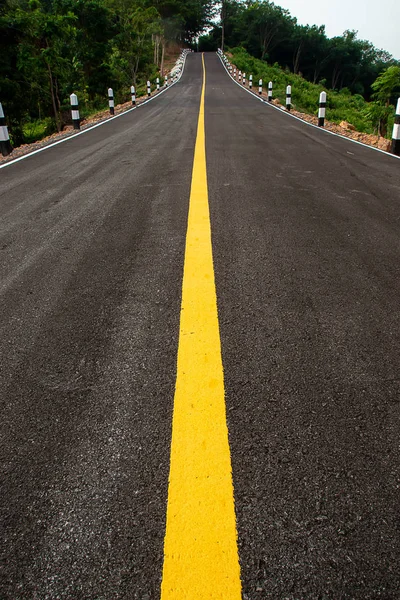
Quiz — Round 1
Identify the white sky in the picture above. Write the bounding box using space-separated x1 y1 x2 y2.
277 0 400 59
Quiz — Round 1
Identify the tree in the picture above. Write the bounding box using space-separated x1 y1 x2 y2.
363 101 394 137
66 0 114 99
148 0 217 42
203 0 399 99
371 65 400 136
240 1 294 61
13 1 78 131
221 0 227 51
111 5 161 86
371 65 400 105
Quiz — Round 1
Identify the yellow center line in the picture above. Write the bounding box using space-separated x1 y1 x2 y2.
160 54 242 599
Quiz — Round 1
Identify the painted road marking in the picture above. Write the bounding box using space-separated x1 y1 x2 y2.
160 54 242 599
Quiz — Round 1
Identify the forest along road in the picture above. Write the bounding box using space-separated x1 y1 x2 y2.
1 52 400 600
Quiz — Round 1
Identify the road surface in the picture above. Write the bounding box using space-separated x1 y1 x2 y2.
1 52 400 599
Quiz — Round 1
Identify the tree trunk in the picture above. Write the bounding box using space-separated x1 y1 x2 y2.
379 100 391 137
133 54 140 85
261 26 277 59
55 76 61 113
46 62 61 132
293 42 302 74
161 39 165 76
221 0 226 52
332 65 341 90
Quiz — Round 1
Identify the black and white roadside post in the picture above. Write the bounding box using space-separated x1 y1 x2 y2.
259 79 263 95
243 72 246 86
70 93 80 130
156 78 160 91
318 91 327 127
131 85 136 105
249 75 253 90
286 85 292 111
108 88 114 115
268 81 273 102
234 68 237 79
238 71 242 83
147 80 151 97
391 98 400 156
0 103 12 157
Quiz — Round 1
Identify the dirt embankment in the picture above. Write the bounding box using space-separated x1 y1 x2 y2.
269 98 391 152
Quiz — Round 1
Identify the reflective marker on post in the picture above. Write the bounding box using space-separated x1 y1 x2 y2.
0 102 12 157
131 85 136 105
70 93 80 130
268 81 273 102
147 80 151 97
259 79 263 95
391 98 400 156
286 85 292 111
318 91 327 127
108 88 114 115
249 74 253 90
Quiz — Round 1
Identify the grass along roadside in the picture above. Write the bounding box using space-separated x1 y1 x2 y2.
227 47 394 151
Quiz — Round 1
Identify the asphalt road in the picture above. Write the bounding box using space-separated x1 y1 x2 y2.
1 52 400 599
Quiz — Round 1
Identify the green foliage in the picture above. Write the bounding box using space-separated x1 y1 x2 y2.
1 0 215 146
371 66 400 104
202 0 399 98
2 0 399 147
22 117 55 143
369 65 400 135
